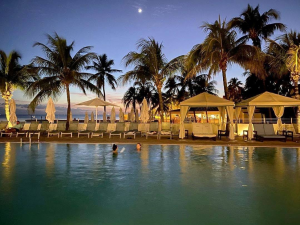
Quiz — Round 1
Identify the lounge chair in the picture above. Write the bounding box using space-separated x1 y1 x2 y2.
192 123 216 141
28 121 41 139
91 122 108 138
61 121 79 138
124 122 139 139
146 122 159 139
1 122 24 137
15 122 30 137
253 124 286 142
159 122 172 139
78 122 96 138
48 121 65 137
109 122 125 138
170 124 180 139
39 121 50 135
0 121 8 135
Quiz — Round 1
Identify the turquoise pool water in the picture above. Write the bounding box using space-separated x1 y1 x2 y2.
1 143 300 225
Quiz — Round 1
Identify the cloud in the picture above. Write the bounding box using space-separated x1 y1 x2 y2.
153 4 181 16
131 0 148 10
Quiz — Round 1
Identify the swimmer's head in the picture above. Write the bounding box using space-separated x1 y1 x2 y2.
136 143 141 150
112 144 118 151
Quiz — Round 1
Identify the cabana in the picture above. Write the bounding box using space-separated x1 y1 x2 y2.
235 91 300 140
179 92 235 139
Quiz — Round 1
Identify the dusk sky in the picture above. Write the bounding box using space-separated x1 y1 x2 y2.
1 0 299 115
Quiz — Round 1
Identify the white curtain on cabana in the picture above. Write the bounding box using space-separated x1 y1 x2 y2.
272 106 284 130
218 107 226 130
234 107 241 134
247 106 255 140
226 106 235 140
179 106 189 139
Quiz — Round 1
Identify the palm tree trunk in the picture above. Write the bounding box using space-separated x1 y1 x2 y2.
103 85 106 113
222 69 229 99
292 74 300 132
157 86 164 122
66 84 71 131
3 83 12 127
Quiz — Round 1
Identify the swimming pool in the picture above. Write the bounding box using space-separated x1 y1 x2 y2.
1 143 300 224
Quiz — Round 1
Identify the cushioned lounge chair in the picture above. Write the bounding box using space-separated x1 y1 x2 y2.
48 121 65 137
124 122 139 139
192 123 216 141
282 124 300 141
91 122 108 138
253 124 286 142
78 122 96 138
109 122 125 138
159 122 173 139
60 121 79 138
1 122 24 137
146 122 159 139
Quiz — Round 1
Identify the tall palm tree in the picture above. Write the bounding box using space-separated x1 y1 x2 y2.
26 33 100 130
86 54 122 112
122 86 139 112
228 77 243 102
0 50 37 127
187 17 256 99
120 38 170 122
229 4 286 48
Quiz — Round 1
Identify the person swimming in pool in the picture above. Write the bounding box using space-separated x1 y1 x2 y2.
112 144 118 154
136 143 141 151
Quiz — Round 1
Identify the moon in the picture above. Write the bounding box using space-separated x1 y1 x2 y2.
138 8 142 13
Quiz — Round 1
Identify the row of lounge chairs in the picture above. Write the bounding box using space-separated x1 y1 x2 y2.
0 121 180 139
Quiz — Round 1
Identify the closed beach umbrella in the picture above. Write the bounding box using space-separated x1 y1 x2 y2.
103 111 107 122
119 108 124 122
45 97 55 123
130 108 135 122
111 107 116 123
84 111 89 123
140 98 149 123
91 111 95 122
9 99 17 127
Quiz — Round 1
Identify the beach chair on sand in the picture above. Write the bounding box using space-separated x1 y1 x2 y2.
78 122 96 138
1 122 25 137
109 122 125 139
60 121 79 138
159 122 172 139
48 121 65 137
253 124 286 142
192 123 216 141
91 122 108 138
124 122 139 139
146 122 159 139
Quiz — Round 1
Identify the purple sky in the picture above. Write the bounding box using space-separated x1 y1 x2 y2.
1 0 299 115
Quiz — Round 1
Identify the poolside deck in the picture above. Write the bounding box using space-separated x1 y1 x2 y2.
1 135 300 147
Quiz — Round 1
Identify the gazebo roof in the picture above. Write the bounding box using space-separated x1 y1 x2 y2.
235 91 300 107
180 92 234 107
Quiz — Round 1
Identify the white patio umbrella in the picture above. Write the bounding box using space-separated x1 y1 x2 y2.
135 109 139 122
84 111 89 123
91 111 95 122
9 99 17 127
45 97 55 123
111 107 116 123
130 108 135 122
103 111 107 122
119 108 124 122
77 98 119 124
140 98 149 123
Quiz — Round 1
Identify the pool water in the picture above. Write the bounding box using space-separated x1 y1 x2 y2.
1 143 300 225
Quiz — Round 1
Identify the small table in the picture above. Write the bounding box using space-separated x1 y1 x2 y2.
185 130 188 138
218 130 227 140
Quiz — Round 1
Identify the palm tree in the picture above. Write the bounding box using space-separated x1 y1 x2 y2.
122 86 139 112
0 50 37 127
86 54 122 112
120 38 170 122
229 4 286 49
187 17 256 99
26 33 101 130
228 77 243 102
